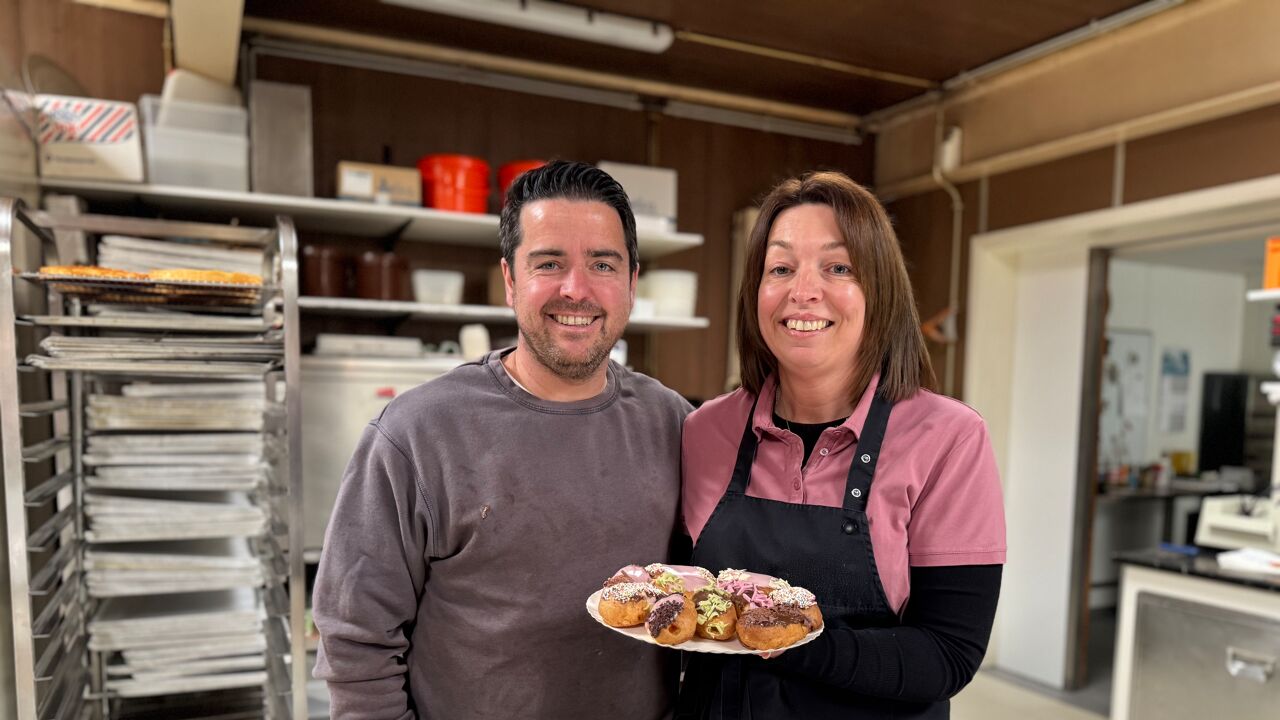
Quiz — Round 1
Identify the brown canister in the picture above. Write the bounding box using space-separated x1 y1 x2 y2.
356 250 410 300
301 244 347 297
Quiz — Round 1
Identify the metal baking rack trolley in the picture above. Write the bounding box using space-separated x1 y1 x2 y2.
0 199 306 719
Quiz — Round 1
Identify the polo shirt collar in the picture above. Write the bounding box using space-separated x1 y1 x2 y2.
752 371 881 440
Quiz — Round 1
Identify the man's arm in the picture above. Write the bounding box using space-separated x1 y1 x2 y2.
313 422 432 719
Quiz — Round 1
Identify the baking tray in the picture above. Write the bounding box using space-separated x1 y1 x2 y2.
41 336 283 361
20 271 262 292
24 355 276 377
21 312 272 333
19 271 267 308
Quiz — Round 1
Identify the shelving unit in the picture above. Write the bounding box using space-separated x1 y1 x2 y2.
40 179 705 260
0 200 306 719
297 295 710 330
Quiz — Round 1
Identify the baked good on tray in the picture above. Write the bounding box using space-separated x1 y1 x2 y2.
691 588 738 640
645 594 696 645
594 564 821 651
736 606 813 651
598 582 660 628
769 586 823 631
39 265 145 280
147 268 263 285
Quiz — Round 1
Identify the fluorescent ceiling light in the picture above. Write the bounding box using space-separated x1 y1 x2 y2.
381 0 674 53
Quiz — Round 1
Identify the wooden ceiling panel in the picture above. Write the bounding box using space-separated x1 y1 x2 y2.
244 0 1150 115
574 0 1148 80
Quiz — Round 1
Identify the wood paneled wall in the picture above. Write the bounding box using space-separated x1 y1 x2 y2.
254 54 872 401
886 101 1280 400
13 0 165 101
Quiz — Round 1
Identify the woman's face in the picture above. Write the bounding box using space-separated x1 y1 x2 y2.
757 203 866 381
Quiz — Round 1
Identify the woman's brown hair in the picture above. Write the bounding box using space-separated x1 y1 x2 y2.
737 171 934 404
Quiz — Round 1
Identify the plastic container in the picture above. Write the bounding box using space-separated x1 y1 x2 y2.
458 324 491 361
426 185 489 213
631 298 656 319
418 154 490 213
140 95 248 191
1264 236 1280 289
498 159 546 204
412 269 466 305
640 270 697 317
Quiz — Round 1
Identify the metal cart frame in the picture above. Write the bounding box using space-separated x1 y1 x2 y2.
0 198 306 719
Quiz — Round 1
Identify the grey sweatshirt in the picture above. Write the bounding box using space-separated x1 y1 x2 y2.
313 349 692 719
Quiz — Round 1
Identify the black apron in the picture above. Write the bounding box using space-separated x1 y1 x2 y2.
676 391 946 719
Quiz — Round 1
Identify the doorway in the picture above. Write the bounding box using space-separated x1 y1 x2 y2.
964 173 1280 696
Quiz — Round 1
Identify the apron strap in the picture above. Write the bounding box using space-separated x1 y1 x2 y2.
842 392 893 513
726 396 761 495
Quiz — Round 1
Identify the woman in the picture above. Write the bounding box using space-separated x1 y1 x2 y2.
677 172 1005 719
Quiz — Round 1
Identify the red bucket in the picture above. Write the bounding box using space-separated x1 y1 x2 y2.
428 185 490 214
498 159 546 205
418 154 491 213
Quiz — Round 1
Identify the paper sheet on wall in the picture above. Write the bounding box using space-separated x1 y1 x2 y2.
1100 330 1151 466
1158 348 1190 434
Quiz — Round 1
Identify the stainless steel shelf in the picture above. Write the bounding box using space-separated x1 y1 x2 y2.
1 198 308 720
298 295 711 330
41 179 704 259
18 400 67 417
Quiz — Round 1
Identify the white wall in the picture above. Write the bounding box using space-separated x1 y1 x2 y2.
1107 260 1246 464
1241 267 1273 375
993 247 1089 688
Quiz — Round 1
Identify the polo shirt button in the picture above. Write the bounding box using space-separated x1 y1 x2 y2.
793 480 801 490
842 522 855 535
819 448 829 456
850 488 862 498
861 453 872 464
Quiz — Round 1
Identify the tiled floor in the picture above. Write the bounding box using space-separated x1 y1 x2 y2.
954 671 1107 720
308 658 1109 720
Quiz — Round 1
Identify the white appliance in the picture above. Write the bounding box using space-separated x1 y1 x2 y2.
1194 494 1279 552
300 356 462 552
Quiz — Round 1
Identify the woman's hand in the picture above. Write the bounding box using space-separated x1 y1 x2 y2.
757 649 786 660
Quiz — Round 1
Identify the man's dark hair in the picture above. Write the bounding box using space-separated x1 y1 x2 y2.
498 160 638 276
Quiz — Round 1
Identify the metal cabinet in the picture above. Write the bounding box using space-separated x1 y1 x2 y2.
1130 592 1280 720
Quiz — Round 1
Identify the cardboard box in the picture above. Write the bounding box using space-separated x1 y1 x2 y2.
336 161 421 206
597 161 677 231
36 95 144 182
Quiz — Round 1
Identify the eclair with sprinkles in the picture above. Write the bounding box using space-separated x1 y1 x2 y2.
768 586 823 630
691 588 738 641
645 593 696 645
599 582 660 628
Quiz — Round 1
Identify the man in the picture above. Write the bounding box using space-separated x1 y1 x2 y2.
313 161 691 719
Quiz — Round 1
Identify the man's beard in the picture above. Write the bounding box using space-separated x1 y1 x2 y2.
517 300 618 381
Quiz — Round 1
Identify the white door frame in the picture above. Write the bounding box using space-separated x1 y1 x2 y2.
965 173 1280 689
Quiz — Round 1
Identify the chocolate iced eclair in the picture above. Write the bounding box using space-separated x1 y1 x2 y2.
768 586 823 630
736 606 811 651
645 594 696 645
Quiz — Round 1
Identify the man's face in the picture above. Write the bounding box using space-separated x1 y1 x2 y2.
502 199 636 380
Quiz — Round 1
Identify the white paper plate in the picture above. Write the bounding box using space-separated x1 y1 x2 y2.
585 589 823 655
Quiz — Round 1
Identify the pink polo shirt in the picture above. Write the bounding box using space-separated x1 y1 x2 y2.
681 373 1006 614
